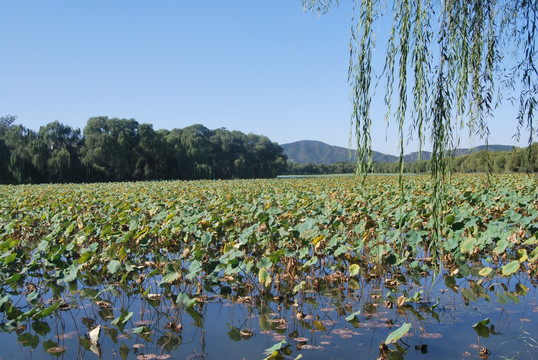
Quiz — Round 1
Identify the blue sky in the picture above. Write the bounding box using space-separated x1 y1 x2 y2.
0 1 526 155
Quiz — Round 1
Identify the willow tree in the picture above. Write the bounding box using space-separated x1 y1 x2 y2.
303 0 537 244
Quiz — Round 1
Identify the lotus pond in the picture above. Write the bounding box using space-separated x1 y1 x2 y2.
0 175 537 359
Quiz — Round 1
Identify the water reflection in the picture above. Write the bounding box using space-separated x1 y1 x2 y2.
1 269 536 360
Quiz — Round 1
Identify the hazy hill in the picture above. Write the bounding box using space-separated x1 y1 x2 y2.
282 140 515 164
281 140 397 164
403 144 516 162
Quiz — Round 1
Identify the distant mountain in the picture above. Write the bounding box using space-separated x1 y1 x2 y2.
281 140 397 164
282 140 515 164
403 144 515 162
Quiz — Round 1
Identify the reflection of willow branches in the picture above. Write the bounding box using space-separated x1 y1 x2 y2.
137 294 185 349
222 300 256 332
64 304 83 358
51 307 67 348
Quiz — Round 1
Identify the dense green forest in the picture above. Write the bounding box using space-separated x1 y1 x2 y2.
2 114 536 183
0 115 287 184
284 144 538 175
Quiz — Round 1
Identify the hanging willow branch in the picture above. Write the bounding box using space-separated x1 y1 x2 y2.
303 0 538 248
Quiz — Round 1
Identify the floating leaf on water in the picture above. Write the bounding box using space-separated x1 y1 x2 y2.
494 239 509 255
6 273 21 284
460 237 475 254
386 349 405 360
293 280 305 293
384 322 412 344
312 235 325 246
313 320 326 332
259 267 272 287
478 267 493 277
345 310 361 322
349 264 360 277
517 249 528 262
18 333 39 348
472 318 490 338
4 252 17 265
348 278 361 290
185 260 202 281
161 264 180 284
32 320 51 336
89 325 101 344
501 260 520 276
227 324 241 342
43 339 66 354
107 260 122 274
176 292 196 308
530 246 538 261
35 302 60 320
504 292 520 304
263 339 286 356
515 283 529 296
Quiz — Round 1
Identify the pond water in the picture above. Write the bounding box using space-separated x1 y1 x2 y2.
1 176 537 359
1 272 536 360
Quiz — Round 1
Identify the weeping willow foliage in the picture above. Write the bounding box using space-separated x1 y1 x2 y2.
303 0 537 249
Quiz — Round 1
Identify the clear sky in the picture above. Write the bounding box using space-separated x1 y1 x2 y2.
0 1 527 155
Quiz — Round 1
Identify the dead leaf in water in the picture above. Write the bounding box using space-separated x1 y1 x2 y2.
89 325 101 344
299 344 324 350
45 346 67 354
137 355 156 360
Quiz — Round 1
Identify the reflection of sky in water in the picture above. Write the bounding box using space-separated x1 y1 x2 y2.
2 275 536 360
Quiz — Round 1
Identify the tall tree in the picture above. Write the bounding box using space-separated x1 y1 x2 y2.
0 115 17 137
0 115 17 183
162 128 187 180
83 117 140 181
37 121 83 183
181 124 214 179
4 125 38 184
135 123 168 180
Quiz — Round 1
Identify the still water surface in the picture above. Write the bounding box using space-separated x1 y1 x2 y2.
2 273 536 360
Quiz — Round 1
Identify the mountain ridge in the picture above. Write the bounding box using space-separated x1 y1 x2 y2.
282 140 515 164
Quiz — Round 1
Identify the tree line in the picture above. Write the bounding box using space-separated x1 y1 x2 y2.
372 145 538 174
284 144 538 175
0 115 287 184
